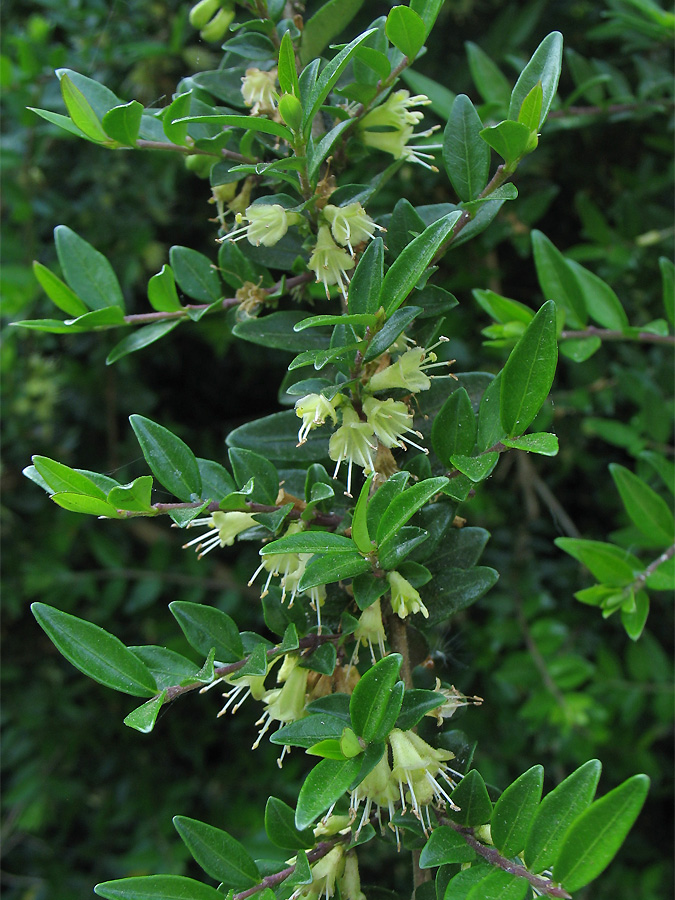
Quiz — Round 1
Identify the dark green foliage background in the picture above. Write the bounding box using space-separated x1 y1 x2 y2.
1 1 672 898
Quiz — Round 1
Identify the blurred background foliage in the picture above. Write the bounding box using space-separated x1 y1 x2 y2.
1 1 672 898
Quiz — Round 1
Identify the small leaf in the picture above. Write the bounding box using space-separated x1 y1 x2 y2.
295 757 363 829
299 0 366 64
553 775 650 891
54 225 125 311
396 689 445 731
555 538 641 586
271 714 346 749
32 261 88 317
32 603 157 697
123 691 167 734
480 120 533 167
622 590 650 641
148 265 182 311
59 73 109 142
517 81 543 132
363 307 422 362
432 387 477 464
349 654 402 741
419 826 476 866
508 32 563 127
169 601 243 662
610 464 675 546
449 452 499 482
491 765 544 857
50 493 121 517
500 300 558 437
106 322 179 365
169 246 222 303
385 6 426 60
298 552 371 591
448 770 492 826
175 113 292 141
465 41 511 107
502 433 559 456
32 456 107 498
466 870 529 900
278 32 301 97
130 415 201 502
531 230 586 328
351 474 374 554
265 797 314 850
95 875 225 900
261 531 356 557
107 475 154 512
376 477 449 546
229 447 279 505
443 95 490 201
173 816 260 888
101 100 143 146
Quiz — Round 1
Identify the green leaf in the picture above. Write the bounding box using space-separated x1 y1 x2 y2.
294 313 377 332
432 387 477 464
307 118 353 182
396 689 445 731
400 68 455 119
169 246 221 303
173 816 260 888
524 759 602 872
95 875 225 900
233 311 331 352
32 261 88 317
302 29 377 134
419 826 476 866
261 531 355 557
376 477 449 546
378 527 430 569
63 307 126 328
32 455 107 499
227 410 330 463
622 589 649 641
106 322 180 365
560 336 602 362
50 493 121 517
102 101 143 146
123 691 167 734
508 32 563 126
363 307 422 363
491 765 544 857
660 256 674 325
449 452 499 482
381 212 462 316
553 775 650 891
31 603 157 698
448 770 492 826
54 225 125 311
465 42 511 108
645 555 675 590
422 566 499 625
295 756 362 829
130 415 201 502
228 447 279 505
502 433 559 456
476 371 504 452
232 642 268 679
128 646 200 690
162 92 192 145
500 300 557 437
410 0 445 36
264 797 315 850
479 120 533 167
271 714 346 749
610 464 675 546
443 95 490 201
298 552 371 591
555 538 642 586
349 654 402 741
466 871 529 900
352 573 388 610
175 113 292 141
29 106 90 138
169 601 243 662
299 0 366 64
278 32 300 96
531 230 587 328
148 265 183 311
567 258 628 330
351 474 374 554
107 475 154 513
473 289 534 326
517 81 543 132
59 73 109 142
385 6 426 60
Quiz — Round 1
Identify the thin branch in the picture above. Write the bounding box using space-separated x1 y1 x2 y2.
233 838 344 900
135 138 254 163
548 99 674 119
439 818 572 899
632 542 675 591
119 499 343 530
560 326 675 346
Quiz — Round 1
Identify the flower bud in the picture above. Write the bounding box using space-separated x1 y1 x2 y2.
189 0 220 29
278 93 303 133
387 570 429 619
199 5 235 42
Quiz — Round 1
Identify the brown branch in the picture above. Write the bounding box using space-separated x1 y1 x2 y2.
548 99 674 119
561 326 675 346
632 542 675 591
233 838 344 900
135 138 254 163
439 818 572 898
119 499 342 530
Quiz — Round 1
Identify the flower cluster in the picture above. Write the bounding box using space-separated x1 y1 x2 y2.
349 728 461 842
225 203 301 247
358 90 440 170
309 202 384 299
252 653 309 753
290 845 365 900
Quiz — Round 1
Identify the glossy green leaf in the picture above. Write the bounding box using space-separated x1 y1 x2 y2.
491 765 544 857
128 646 200 690
227 410 330 463
32 455 108 499
59 73 109 142
295 756 362 829
107 475 154 512
175 113 292 141
234 311 331 352
32 261 88 317
228 447 278 505
476 371 504 452
449 452 499 482
466 870 529 900
351 474 374 554
400 68 455 119
299 0 366 64
298 552 371 591
264 797 314 850
366 470 410 536
448 770 492 826
517 81 543 132
531 230 586 328
432 387 477 464
621 589 650 640
508 32 563 126
351 572 388 610
381 212 462 316
419 826 475 867
559 335 602 362
50 492 121 517
261 531 355 557
500 299 557 437
106 321 179 365
162 91 191 145
553 775 650 891
169 246 221 303
473 289 534 325
54 225 125 311
378 527 430 569
231 643 268 679
465 41 511 107
349 654 402 741
501 433 559 456
524 759 602 872
169 601 243 662
29 106 90 138
395 689 445 731
277 38 300 101
479 120 533 167
610 463 675 546
555 538 641 586
567 259 628 329
102 101 143 146
443 866 493 899
173 816 260 888
271 714 346 749
95 875 225 900
123 691 167 734
363 306 422 362
147 265 182 312
422 566 499 625
130 415 201 502
32 603 157 698
645 555 675 590
376 477 449 546
307 118 353 182
385 6 426 60
443 95 490 201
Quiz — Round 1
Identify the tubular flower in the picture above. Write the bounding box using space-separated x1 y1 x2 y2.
241 67 278 116
367 337 455 394
328 407 377 497
225 203 298 247
290 845 345 900
212 671 269 717
295 392 343 445
362 396 427 453
182 511 258 558
351 598 387 666
388 728 460 830
308 224 355 300
322 202 385 256
253 654 309 749
387 570 429 620
358 90 440 170
349 750 400 839
425 678 484 726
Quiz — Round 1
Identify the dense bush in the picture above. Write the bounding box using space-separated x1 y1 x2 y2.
2 2 673 899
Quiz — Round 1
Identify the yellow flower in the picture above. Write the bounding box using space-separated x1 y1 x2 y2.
253 654 309 749
308 225 355 300
241 67 278 116
358 90 440 170
328 407 377 497
182 511 258 558
225 203 298 247
295 392 343 445
367 337 455 394
362 396 427 453
387 570 429 619
322 202 385 256
388 728 459 830
352 598 387 665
